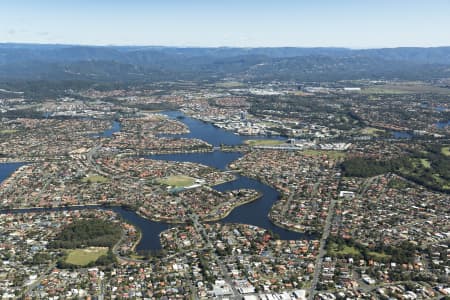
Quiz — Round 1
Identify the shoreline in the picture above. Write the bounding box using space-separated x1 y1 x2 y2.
268 214 321 237
180 111 286 139
135 192 261 224
210 174 238 186
203 192 262 222
231 169 320 237
130 227 142 253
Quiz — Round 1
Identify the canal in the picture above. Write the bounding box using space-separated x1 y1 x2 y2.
1 111 309 252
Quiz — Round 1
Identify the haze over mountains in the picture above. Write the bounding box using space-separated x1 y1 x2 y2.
1 43 450 82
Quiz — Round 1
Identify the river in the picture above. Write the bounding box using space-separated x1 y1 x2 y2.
0 162 25 183
152 112 309 241
150 152 309 241
160 110 285 146
1 111 310 252
0 204 169 251
435 120 450 129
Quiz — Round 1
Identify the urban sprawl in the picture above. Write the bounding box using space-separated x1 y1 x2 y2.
0 79 449 299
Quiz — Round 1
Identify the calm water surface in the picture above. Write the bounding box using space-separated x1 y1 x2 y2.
1 111 308 251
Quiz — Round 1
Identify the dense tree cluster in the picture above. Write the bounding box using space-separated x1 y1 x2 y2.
327 236 418 264
340 157 409 178
50 219 122 249
341 144 450 193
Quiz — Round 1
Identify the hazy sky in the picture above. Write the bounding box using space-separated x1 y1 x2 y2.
1 0 449 48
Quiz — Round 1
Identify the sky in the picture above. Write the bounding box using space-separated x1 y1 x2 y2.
1 0 449 48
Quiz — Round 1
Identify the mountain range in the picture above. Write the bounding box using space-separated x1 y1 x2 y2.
1 43 450 82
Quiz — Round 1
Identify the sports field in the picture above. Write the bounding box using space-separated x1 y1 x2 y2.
159 175 196 187
65 247 108 266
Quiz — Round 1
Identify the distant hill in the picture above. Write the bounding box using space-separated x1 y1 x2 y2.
0 43 450 82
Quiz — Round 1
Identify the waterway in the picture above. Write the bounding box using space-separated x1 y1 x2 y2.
391 131 413 139
435 120 450 129
0 162 24 183
101 120 122 138
90 120 122 138
151 112 308 240
160 110 285 147
150 152 308 241
0 204 169 251
0 161 169 252
0 111 307 252
431 104 449 129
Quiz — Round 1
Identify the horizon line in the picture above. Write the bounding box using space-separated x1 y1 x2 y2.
1 41 450 50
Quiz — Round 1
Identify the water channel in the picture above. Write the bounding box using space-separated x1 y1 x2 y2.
1 111 309 252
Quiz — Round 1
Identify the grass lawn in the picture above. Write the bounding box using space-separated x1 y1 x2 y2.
362 87 409 94
368 251 391 261
0 129 18 134
328 242 391 261
360 127 386 136
130 254 145 260
244 139 285 146
215 81 245 88
362 83 450 95
410 158 429 172
81 174 110 183
301 149 347 160
328 243 361 257
65 247 108 266
159 175 196 187
441 146 450 157
420 158 431 169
